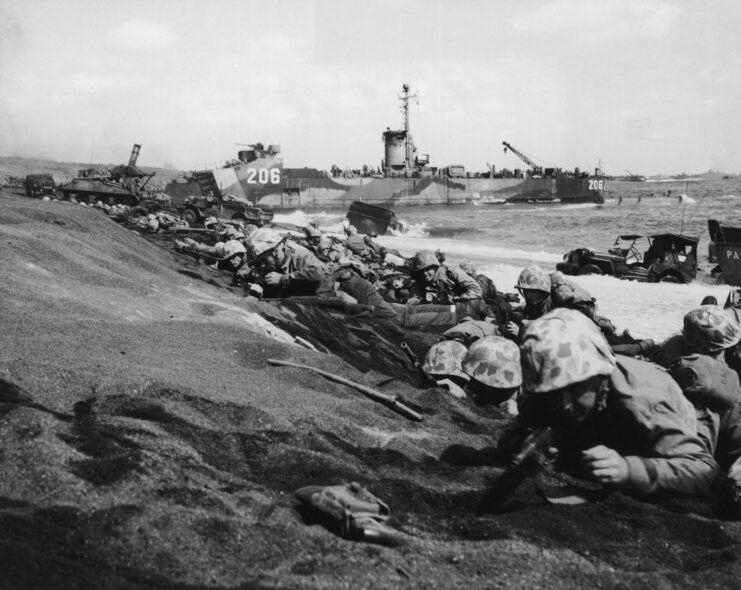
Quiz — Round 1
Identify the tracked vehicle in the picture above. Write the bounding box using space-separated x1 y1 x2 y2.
59 144 155 206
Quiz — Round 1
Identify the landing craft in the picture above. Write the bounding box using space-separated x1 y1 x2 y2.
166 84 605 212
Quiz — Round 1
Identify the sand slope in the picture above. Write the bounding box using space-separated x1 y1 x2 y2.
1 194 741 589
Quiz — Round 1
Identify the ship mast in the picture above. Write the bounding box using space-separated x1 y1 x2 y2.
400 84 418 169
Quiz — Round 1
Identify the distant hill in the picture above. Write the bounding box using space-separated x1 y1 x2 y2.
0 155 186 187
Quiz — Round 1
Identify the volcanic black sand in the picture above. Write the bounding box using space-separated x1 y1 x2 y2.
1 194 741 589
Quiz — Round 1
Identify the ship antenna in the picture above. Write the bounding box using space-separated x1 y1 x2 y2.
400 84 419 169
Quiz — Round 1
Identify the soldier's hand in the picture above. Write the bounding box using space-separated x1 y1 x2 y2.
265 272 284 286
425 292 435 303
505 321 520 337
581 445 629 485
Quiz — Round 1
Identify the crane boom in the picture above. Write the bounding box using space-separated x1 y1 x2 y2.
502 141 537 170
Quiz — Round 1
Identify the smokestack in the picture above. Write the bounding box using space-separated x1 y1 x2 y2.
128 144 141 167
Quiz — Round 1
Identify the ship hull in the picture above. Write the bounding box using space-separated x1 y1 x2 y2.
165 153 605 211
258 175 603 210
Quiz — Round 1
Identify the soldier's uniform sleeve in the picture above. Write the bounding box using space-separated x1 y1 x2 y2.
719 401 741 483
447 266 483 301
613 362 720 495
279 247 326 291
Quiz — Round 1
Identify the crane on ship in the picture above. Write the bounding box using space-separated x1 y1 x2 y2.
502 141 544 176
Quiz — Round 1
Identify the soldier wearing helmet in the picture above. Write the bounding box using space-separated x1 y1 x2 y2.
422 341 470 397
683 305 741 357
174 228 247 272
498 308 718 499
462 336 521 412
336 273 456 329
661 305 741 520
407 250 486 320
236 229 334 298
505 265 553 339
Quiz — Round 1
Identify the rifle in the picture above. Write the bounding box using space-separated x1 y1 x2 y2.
263 296 374 317
477 427 554 514
400 342 439 388
268 359 422 422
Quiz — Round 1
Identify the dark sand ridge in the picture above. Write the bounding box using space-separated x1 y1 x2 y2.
1 194 741 589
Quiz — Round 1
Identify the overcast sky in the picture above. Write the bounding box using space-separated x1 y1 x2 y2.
1 0 739 175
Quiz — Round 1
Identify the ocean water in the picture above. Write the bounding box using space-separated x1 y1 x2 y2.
274 177 741 342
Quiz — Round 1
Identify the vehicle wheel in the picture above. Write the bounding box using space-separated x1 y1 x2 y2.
182 208 198 226
657 272 683 283
578 264 603 275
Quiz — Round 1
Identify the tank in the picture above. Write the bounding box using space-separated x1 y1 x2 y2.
58 144 155 206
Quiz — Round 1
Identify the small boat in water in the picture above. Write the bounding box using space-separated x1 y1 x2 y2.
346 200 399 235
708 219 741 286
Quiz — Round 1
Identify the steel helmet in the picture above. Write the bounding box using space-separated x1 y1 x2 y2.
422 341 470 380
305 225 322 239
411 250 441 273
516 265 551 293
459 260 476 276
247 227 283 260
550 277 594 308
462 335 522 389
683 305 741 354
520 308 616 393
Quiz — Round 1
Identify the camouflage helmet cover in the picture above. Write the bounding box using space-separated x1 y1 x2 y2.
683 305 741 354
247 227 283 260
462 335 522 389
411 250 441 273
459 260 476 276
521 308 616 393
516 265 551 293
422 341 470 380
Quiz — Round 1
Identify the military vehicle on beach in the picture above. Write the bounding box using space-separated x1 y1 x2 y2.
25 174 57 198
178 193 274 227
58 144 156 206
557 233 699 283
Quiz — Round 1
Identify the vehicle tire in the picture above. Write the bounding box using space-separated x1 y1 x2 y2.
657 272 683 284
578 264 603 275
182 208 198 226
130 206 149 217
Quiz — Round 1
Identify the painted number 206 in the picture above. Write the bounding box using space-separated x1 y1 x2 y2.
589 180 605 190
246 168 281 184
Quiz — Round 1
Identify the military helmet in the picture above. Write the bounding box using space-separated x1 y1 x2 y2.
550 275 594 308
317 236 332 250
422 341 470 380
520 308 616 393
247 227 283 261
305 225 322 239
411 250 441 273
516 265 551 293
683 305 741 354
459 260 476 276
462 335 522 389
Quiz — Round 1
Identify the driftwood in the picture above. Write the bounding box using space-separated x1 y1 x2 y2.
267 358 423 422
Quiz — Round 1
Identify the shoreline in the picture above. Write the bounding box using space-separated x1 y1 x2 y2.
2 194 741 588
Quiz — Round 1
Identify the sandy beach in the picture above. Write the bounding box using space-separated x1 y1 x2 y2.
0 193 739 589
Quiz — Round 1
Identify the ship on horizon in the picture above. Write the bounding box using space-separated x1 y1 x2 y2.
166 84 605 210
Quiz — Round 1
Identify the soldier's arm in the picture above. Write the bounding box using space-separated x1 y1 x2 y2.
619 398 719 496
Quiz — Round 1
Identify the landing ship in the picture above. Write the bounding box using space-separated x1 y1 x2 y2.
167 85 605 211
